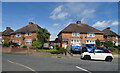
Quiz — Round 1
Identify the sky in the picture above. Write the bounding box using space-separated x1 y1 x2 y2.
2 2 119 41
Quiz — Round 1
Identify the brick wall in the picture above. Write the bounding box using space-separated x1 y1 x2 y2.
10 32 37 46
2 36 11 41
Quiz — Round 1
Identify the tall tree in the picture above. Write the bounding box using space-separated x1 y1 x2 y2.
36 28 50 44
95 39 101 47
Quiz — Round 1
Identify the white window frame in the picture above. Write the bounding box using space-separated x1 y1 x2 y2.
72 33 80 37
87 33 95 37
25 39 32 45
25 32 32 36
16 33 21 37
86 39 95 44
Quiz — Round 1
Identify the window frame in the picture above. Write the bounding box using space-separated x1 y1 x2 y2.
87 33 95 37
72 33 80 37
25 32 32 36
16 33 21 37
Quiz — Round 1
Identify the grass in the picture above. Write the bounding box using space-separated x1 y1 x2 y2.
110 48 120 54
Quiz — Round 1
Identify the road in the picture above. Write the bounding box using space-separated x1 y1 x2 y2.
2 53 119 73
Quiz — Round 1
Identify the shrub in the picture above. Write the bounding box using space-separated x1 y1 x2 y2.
20 45 27 48
95 39 100 47
2 40 9 47
32 41 42 49
104 41 113 48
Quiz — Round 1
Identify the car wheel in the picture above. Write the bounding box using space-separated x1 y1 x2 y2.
105 56 113 62
84 55 91 60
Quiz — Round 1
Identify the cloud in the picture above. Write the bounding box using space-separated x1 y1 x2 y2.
49 5 69 20
50 34 57 41
49 3 96 23
92 20 118 28
53 23 60 26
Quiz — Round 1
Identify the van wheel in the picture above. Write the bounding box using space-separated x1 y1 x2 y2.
105 56 113 62
84 55 91 60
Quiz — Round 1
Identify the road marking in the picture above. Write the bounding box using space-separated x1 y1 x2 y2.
76 66 92 73
8 60 38 73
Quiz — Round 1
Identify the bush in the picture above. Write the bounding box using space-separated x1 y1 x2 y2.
104 41 113 48
20 45 27 48
2 40 9 47
110 49 120 54
32 41 42 49
95 39 100 47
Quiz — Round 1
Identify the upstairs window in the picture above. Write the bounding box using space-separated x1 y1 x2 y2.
72 33 80 37
25 32 32 36
16 33 21 37
87 33 95 37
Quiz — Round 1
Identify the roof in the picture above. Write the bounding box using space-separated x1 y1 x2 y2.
58 23 102 35
12 24 42 34
2 28 14 36
102 28 118 36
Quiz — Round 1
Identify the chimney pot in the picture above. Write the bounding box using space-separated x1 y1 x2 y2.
29 22 34 25
6 27 10 30
106 27 110 30
76 21 81 24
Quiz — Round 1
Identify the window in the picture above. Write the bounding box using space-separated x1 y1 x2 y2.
25 39 32 45
16 33 21 37
86 39 95 44
26 32 32 36
87 33 95 37
16 41 21 45
72 33 80 37
71 39 80 44
95 50 102 53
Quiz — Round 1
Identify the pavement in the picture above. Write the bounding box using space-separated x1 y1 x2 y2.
2 53 120 73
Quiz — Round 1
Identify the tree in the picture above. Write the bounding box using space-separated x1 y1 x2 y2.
36 28 50 48
95 39 100 47
32 41 42 49
104 41 113 48
2 40 9 47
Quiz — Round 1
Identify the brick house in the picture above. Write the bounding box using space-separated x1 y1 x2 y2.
10 22 43 47
102 27 119 46
2 27 14 41
57 21 104 49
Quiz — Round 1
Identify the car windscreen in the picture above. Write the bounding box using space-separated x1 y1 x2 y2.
86 44 94 48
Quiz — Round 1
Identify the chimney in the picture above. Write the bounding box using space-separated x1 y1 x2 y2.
106 27 110 30
6 27 11 30
29 22 34 25
76 21 81 24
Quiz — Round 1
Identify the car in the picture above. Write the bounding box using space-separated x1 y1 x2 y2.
81 49 113 62
82 44 95 52
71 46 82 54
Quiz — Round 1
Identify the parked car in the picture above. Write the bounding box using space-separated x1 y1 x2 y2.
71 46 82 54
82 44 95 52
81 49 113 62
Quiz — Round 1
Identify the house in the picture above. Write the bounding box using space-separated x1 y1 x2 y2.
102 27 119 46
57 21 104 49
10 22 43 47
2 27 14 41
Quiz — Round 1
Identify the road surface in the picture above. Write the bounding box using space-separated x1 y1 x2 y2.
2 53 119 73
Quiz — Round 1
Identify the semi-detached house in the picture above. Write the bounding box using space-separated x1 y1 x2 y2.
57 21 104 49
10 22 43 47
57 21 119 49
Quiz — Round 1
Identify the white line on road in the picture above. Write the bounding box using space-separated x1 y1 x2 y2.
7 60 38 73
76 66 92 73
